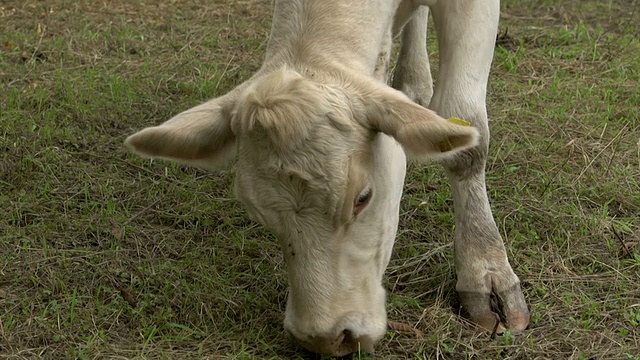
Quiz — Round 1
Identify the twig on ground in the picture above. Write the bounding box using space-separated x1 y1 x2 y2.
387 321 423 337
112 198 162 241
122 198 162 227
612 224 633 259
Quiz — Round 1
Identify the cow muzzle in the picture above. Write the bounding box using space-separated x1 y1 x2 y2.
293 329 375 357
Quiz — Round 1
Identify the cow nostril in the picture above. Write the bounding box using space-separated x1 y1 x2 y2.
339 329 374 354
291 329 375 357
318 329 357 357
341 329 354 348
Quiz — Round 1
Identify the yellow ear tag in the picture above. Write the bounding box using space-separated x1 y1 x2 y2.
447 117 472 127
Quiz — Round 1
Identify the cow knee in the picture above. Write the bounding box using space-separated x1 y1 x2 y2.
441 115 489 180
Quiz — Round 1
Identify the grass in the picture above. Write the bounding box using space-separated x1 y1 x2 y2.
1 0 638 358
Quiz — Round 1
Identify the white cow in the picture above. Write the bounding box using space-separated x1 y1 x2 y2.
125 0 530 356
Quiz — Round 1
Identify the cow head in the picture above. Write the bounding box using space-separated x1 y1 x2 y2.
125 67 478 356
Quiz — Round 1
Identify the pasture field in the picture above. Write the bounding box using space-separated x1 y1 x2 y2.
1 0 638 359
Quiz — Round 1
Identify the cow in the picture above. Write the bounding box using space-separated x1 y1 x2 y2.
125 0 530 356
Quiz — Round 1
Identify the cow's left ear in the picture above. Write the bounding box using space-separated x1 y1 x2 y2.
359 85 479 160
125 97 237 170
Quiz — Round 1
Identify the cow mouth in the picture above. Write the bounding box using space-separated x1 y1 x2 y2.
292 329 375 357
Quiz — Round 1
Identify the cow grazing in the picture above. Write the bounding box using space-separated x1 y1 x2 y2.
125 0 530 356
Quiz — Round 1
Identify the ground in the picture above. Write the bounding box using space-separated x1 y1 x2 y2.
1 0 639 359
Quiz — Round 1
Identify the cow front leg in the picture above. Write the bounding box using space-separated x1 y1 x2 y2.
429 0 530 332
392 6 433 107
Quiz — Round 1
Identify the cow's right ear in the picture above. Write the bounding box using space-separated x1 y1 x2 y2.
125 97 237 170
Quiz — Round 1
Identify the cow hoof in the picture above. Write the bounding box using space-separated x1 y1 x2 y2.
458 283 530 333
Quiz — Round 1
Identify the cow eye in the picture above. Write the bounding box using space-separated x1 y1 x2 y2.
353 187 372 216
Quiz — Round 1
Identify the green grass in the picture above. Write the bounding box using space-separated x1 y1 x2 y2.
1 0 639 359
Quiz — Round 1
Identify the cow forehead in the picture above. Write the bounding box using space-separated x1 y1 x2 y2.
231 68 358 152
235 163 341 235
234 129 354 233
234 128 374 238
233 81 355 184
230 68 374 234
